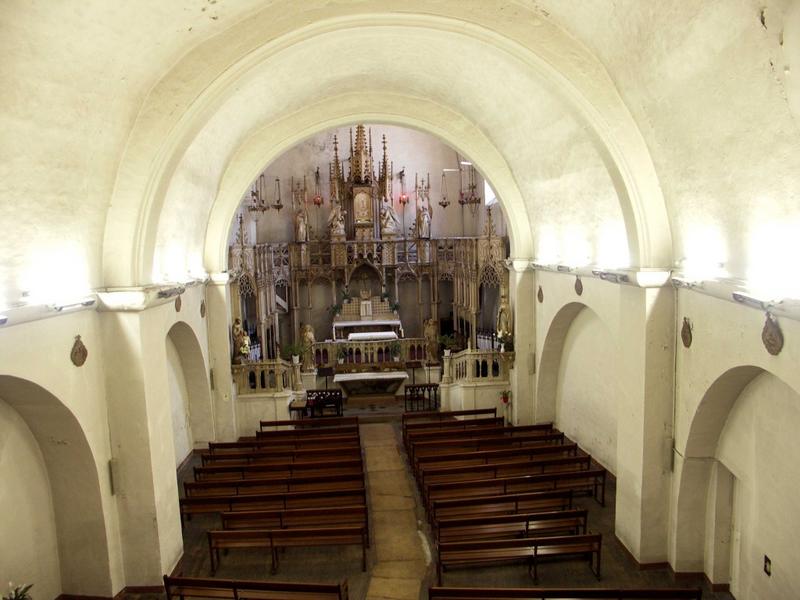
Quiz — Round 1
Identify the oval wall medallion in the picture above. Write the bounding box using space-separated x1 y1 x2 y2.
574 277 583 296
71 335 88 367
762 312 784 356
537 286 544 303
200 300 206 318
175 295 182 312
681 317 693 348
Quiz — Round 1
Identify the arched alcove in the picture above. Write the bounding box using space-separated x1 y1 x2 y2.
675 366 800 596
0 376 113 597
166 321 215 455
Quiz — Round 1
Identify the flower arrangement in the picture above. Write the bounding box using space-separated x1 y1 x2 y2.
4 584 33 600
328 303 342 316
500 389 511 404
389 340 402 360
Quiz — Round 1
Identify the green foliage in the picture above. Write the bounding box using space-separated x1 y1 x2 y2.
389 301 400 312
389 340 402 357
438 334 458 350
4 584 33 600
328 303 342 315
280 340 306 361
337 345 348 359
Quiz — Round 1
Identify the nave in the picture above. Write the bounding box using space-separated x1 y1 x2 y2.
159 415 732 600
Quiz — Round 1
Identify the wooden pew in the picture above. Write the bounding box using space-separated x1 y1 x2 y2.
207 526 368 574
163 575 349 600
434 508 588 544
420 454 592 488
431 489 573 523
436 533 602 585
202 437 361 460
407 423 554 445
410 432 566 463
200 446 362 467
184 472 365 497
427 586 703 599
179 487 368 526
193 458 364 481
424 469 607 510
221 505 368 533
211 433 360 453
403 417 505 447
414 444 579 479
401 408 497 428
260 416 359 431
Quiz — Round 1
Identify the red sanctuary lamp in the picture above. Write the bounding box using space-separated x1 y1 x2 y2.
312 166 324 207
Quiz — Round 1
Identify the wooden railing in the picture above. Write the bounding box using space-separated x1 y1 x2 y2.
312 338 430 369
233 359 294 394
446 349 514 383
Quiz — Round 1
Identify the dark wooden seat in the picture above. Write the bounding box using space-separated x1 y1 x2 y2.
401 408 497 427
193 458 364 481
420 454 592 488
427 586 702 599
431 489 573 523
306 389 344 417
436 533 602 584
434 509 588 544
259 416 359 431
247 424 359 440
406 423 554 445
221 505 368 533
410 432 567 462
179 487 367 526
207 526 367 574
184 472 365 497
425 469 607 510
403 417 505 446
200 446 362 467
163 575 349 600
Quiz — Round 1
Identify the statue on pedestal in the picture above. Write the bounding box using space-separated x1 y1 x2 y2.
294 208 308 242
496 292 512 342
423 318 438 362
328 202 346 236
232 318 251 364
300 323 316 371
416 202 432 238
380 200 401 237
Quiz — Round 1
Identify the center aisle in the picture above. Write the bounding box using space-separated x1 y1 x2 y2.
361 422 428 600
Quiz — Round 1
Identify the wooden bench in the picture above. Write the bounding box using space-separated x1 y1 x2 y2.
427 586 703 599
420 454 592 488
206 437 361 456
431 489 573 523
434 508 588 544
221 505 368 533
207 526 367 574
425 469 607 510
406 423 554 445
200 446 363 467
179 487 367 526
403 417 505 447
247 424 359 440
163 575 349 600
410 432 567 463
184 472 365 497
414 444 579 481
260 416 358 431
436 533 602 584
193 458 364 481
401 408 497 428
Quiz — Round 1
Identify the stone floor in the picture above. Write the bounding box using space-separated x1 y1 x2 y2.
141 421 734 600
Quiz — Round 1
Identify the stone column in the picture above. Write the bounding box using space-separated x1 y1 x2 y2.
615 284 675 563
206 274 237 440
508 261 535 426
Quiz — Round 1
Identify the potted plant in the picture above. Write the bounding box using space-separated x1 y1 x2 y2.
497 333 514 352
438 334 457 356
4 585 33 600
389 301 400 313
329 302 342 316
337 345 348 364
389 340 402 361
341 289 352 304
281 341 306 364
500 389 511 405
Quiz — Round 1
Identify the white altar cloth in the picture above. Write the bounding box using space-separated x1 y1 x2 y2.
347 331 398 341
333 371 408 383
334 319 401 328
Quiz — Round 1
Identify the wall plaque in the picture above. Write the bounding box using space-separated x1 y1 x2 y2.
681 317 693 348
537 286 544 303
574 277 583 296
71 335 88 367
762 312 783 356
175 295 182 312
200 300 206 318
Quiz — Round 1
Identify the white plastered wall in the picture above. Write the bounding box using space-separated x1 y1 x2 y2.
166 336 193 467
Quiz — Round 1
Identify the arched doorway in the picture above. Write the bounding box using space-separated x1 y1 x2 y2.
0 376 113 597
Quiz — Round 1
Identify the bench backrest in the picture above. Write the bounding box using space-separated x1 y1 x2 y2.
221 505 367 530
180 487 367 514
420 455 592 487
401 408 496 426
260 416 358 430
406 423 554 443
194 458 364 481
431 489 573 521
427 587 702 599
201 446 362 466
184 472 365 497
163 575 349 600
415 443 578 471
438 533 602 554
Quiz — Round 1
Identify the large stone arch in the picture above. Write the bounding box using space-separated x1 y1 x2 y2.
0 375 114 596
103 3 672 289
166 321 215 450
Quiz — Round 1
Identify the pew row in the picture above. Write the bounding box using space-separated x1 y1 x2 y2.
427 586 703 600
184 472 365 497
433 509 588 544
221 505 367 532
260 417 359 431
163 575 349 600
431 489 574 523
420 454 592 488
193 458 364 481
200 446 362 467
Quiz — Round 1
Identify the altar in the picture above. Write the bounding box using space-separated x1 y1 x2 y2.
333 369 408 396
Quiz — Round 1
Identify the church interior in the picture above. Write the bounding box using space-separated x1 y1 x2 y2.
1 2 799 600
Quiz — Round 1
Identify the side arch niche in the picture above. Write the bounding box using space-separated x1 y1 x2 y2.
0 375 114 597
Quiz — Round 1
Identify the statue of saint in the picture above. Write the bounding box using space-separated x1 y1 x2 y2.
380 200 401 236
423 317 438 362
328 202 346 236
232 318 251 363
295 208 308 242
496 292 512 340
416 202 432 238
300 323 316 370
